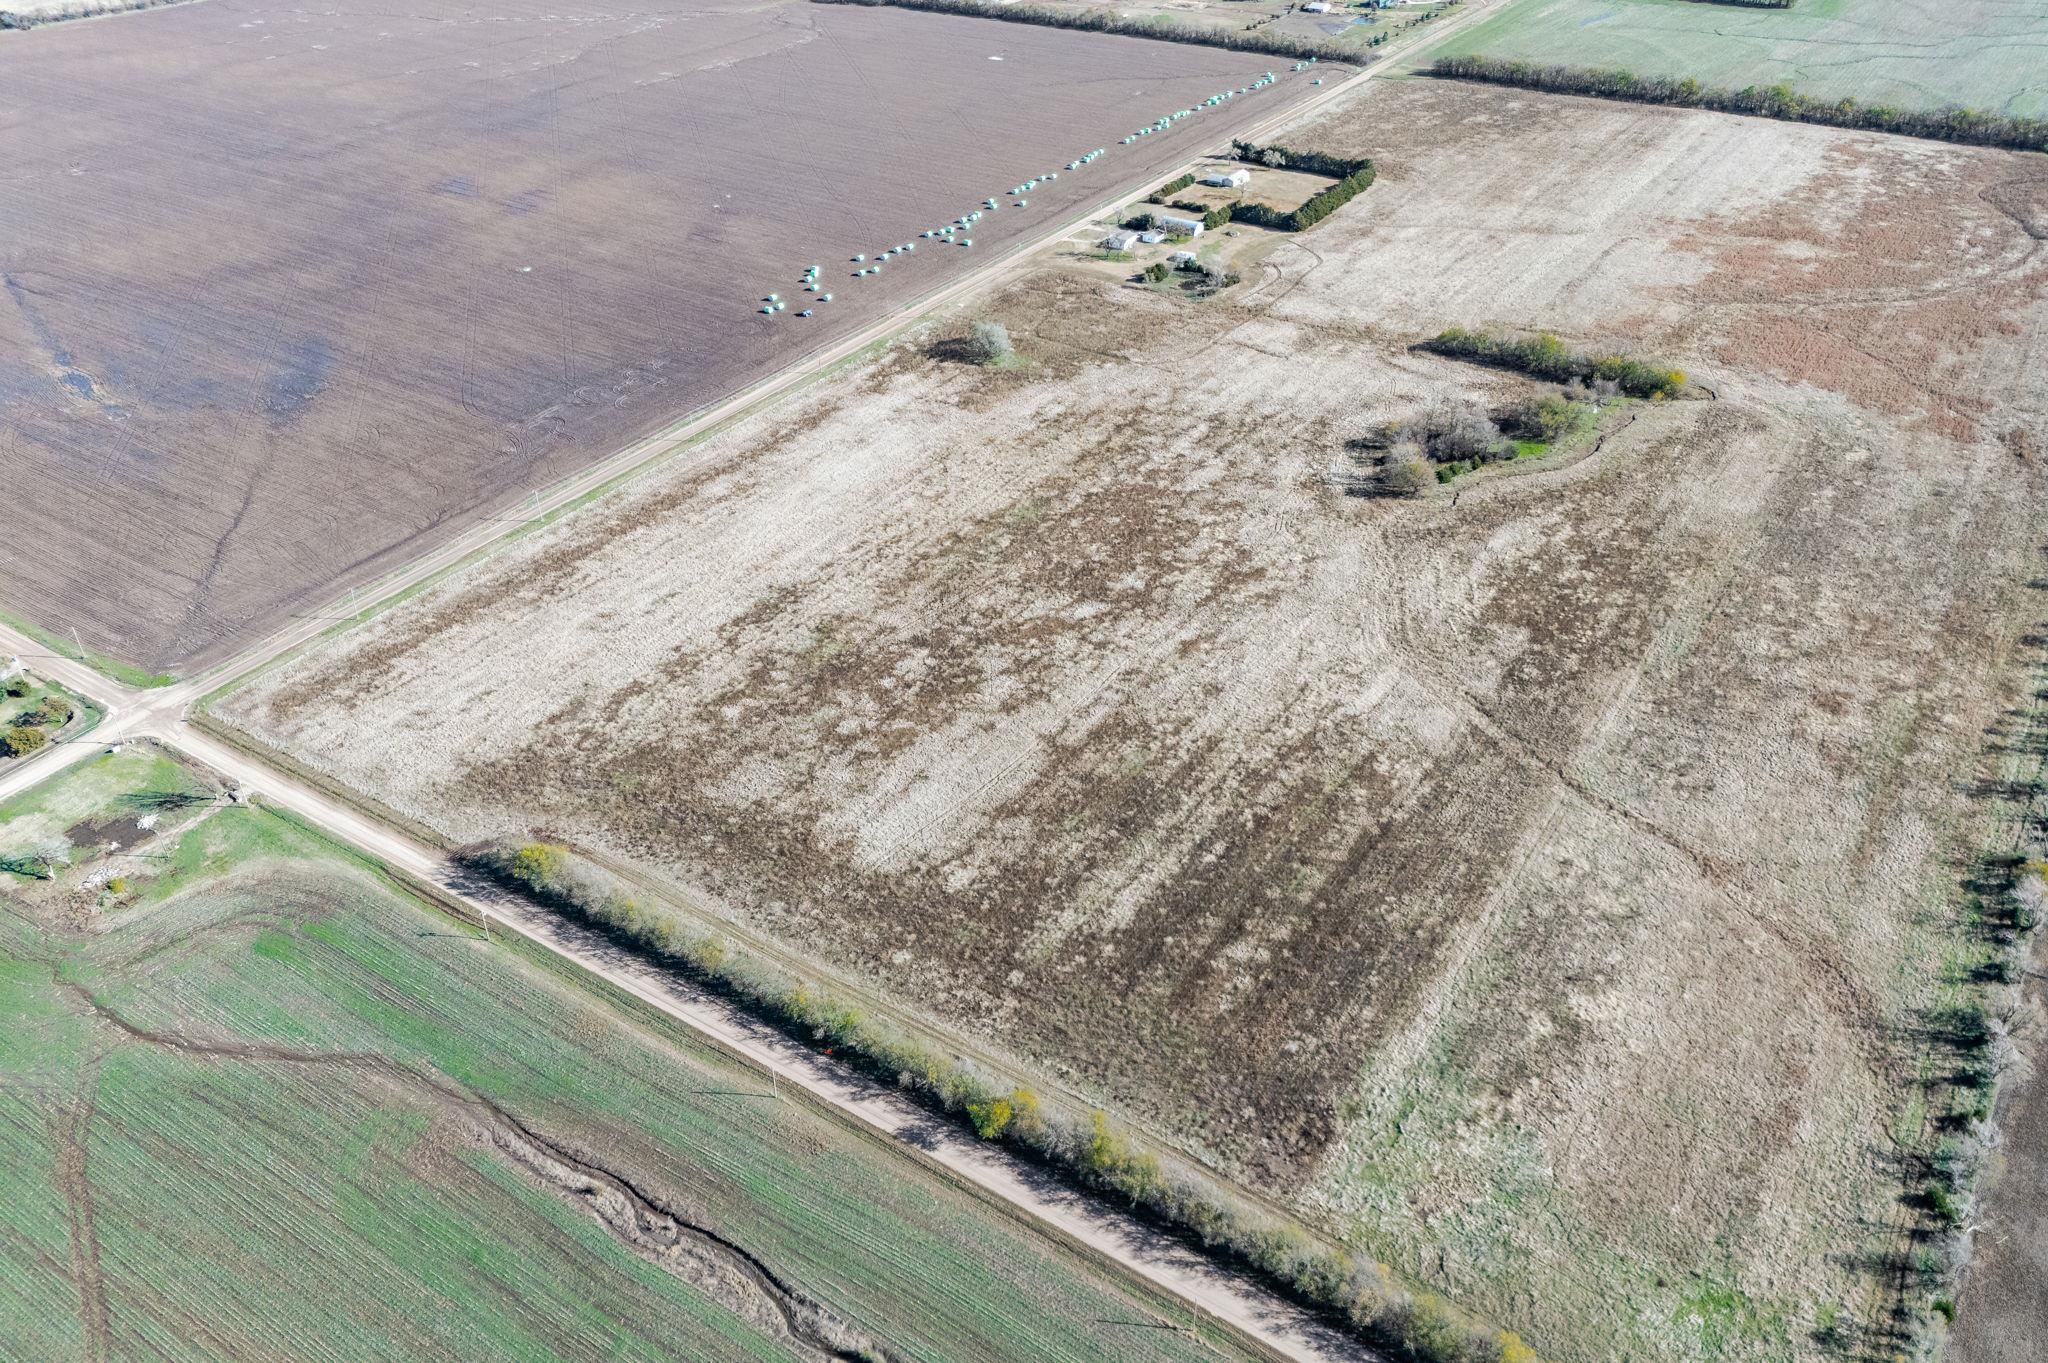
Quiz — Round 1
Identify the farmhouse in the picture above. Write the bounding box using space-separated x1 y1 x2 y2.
1151 212 1205 236
1100 229 1141 251
1201 167 1252 188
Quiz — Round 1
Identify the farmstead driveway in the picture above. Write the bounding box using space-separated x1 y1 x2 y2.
0 617 1377 1362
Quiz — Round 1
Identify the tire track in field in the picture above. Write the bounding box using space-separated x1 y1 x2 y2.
50 1058 110 1363
55 977 897 1363
1382 406 1899 1079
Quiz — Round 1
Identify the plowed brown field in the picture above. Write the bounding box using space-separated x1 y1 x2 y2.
0 0 1326 672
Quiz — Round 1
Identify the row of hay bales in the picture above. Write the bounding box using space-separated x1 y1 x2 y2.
753 59 1332 317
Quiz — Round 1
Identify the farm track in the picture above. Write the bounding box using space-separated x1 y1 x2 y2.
51 1066 109 1363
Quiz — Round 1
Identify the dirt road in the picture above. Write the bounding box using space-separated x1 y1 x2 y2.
67 0 1483 712
0 615 1372 1362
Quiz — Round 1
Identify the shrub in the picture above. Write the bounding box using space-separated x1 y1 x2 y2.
1378 444 1434 497
1498 1333 1539 1363
1202 205 1231 231
31 696 74 727
0 725 49 757
1149 173 1195 202
1143 262 1170 283
509 841 568 889
1925 1182 1962 1226
966 1096 1013 1139
1499 394 1574 441
961 320 1013 366
107 876 130 894
1376 400 1507 468
2 677 28 698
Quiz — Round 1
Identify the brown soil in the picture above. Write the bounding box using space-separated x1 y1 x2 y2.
0 0 1329 673
222 79 2048 1362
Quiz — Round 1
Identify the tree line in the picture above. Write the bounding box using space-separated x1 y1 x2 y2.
1223 142 1377 231
814 0 1365 63
1147 173 1197 203
463 838 1539 1363
1431 55 2048 153
1420 326 1687 398
0 0 177 28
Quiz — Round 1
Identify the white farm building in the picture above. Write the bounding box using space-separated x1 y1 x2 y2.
1201 168 1251 189
1100 229 1141 251
1151 212 1205 237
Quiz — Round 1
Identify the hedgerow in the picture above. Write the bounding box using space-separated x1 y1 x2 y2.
813 0 1364 63
1430 55 2048 153
462 838 1534 1363
1220 142 1376 231
1229 139 1370 180
1148 173 1196 203
1420 326 1687 398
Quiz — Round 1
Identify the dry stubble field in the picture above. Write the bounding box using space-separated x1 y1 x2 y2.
221 80 2048 1360
0 0 1321 673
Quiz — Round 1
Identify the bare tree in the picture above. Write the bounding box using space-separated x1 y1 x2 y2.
961 320 1013 366
1405 399 1500 462
1377 440 1433 497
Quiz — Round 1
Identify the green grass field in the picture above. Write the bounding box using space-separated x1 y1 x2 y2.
1433 0 2048 117
0 752 1258 1363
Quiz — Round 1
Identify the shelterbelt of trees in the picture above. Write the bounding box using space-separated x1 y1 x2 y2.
816 0 1365 63
1432 55 2048 152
